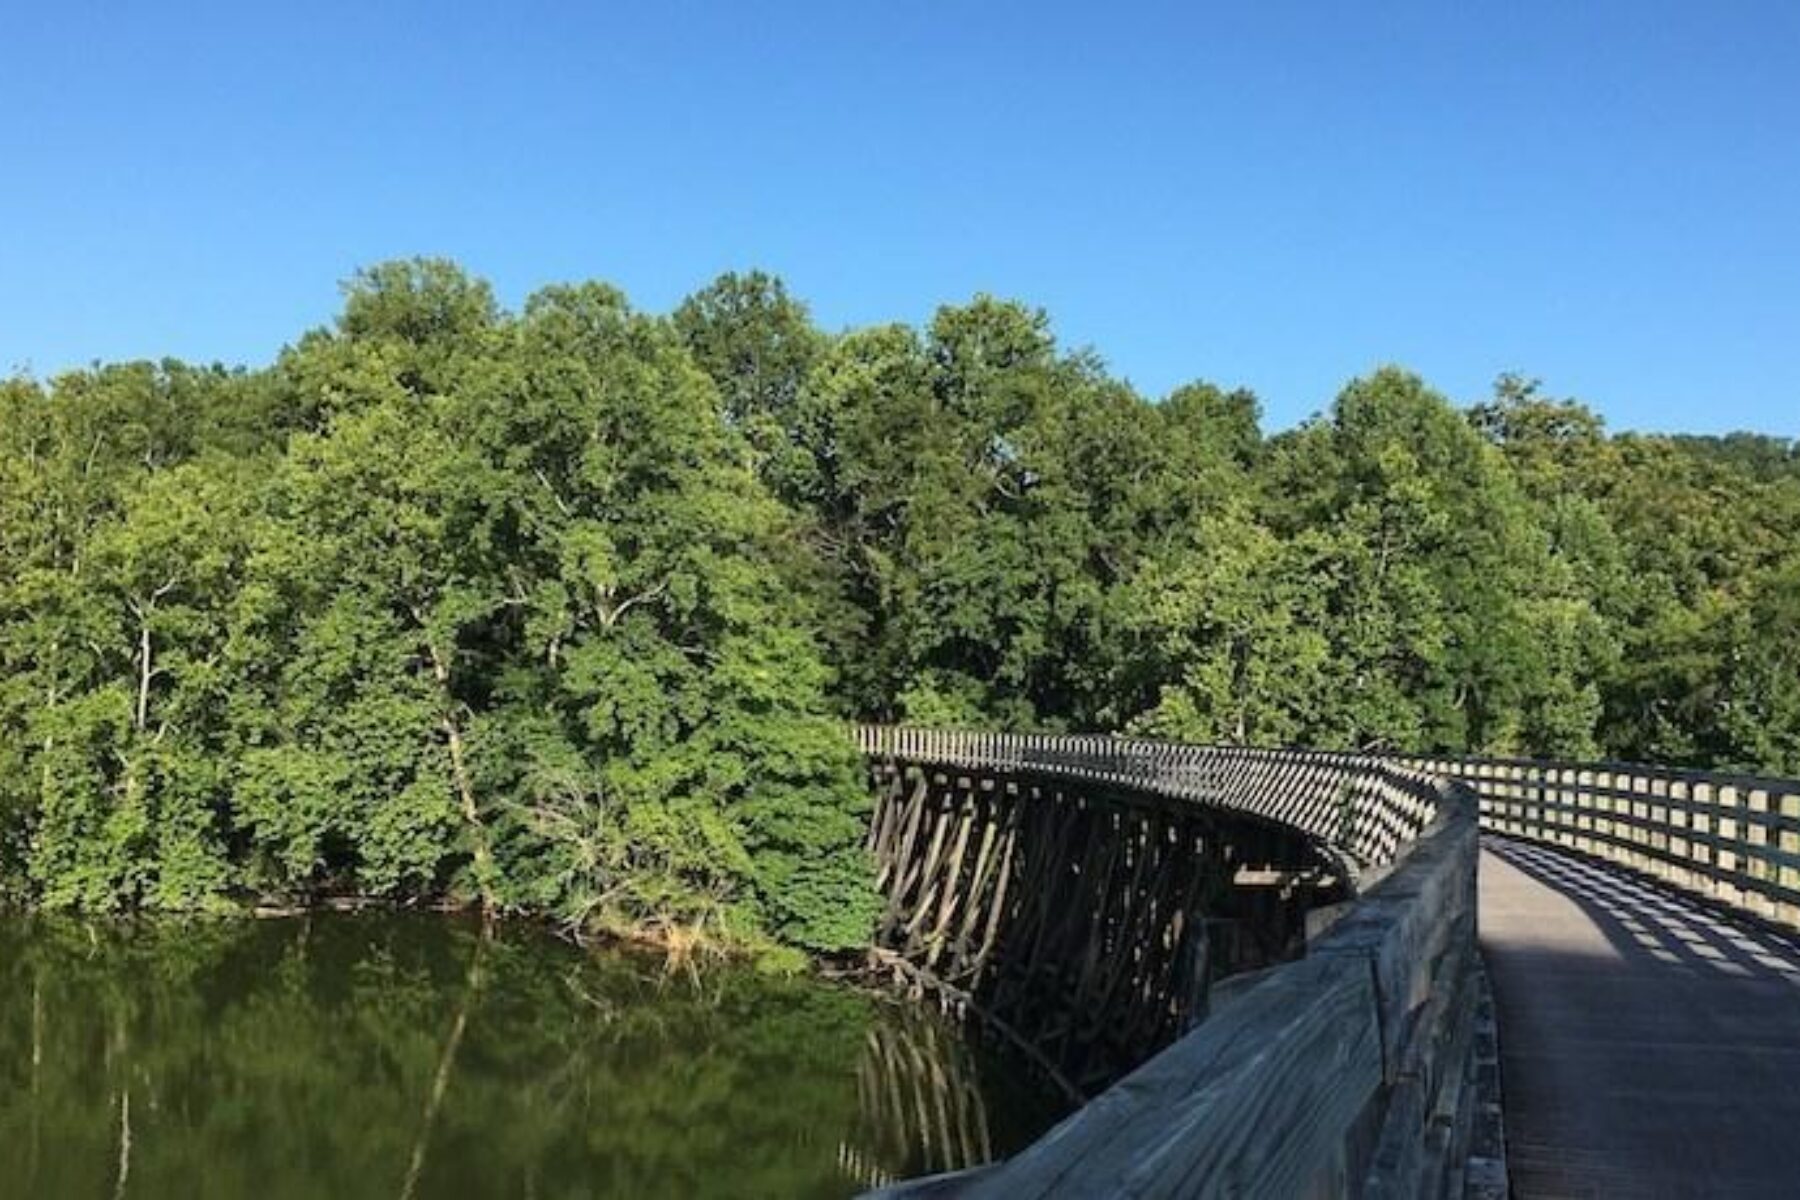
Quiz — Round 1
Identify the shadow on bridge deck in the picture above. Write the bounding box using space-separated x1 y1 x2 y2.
1481 837 1800 1199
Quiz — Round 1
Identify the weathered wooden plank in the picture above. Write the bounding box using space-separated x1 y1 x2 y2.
863 1165 998 1198
960 954 1382 1199
1308 794 1477 1081
1362 930 1478 1198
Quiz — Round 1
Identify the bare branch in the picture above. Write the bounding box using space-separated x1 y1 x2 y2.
596 581 667 630
534 468 575 518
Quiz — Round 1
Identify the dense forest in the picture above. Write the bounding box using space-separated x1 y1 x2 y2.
3 260 1797 952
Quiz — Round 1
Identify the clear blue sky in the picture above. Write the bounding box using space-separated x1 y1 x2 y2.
3 1 1796 434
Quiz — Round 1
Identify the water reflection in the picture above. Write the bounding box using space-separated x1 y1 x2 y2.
0 914 1064 1199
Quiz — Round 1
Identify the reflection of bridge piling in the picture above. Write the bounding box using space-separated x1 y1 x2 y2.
838 1004 999 1191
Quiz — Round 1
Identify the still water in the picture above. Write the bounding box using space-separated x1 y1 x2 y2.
0 914 1065 1199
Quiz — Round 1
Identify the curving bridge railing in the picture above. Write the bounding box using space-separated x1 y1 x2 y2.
858 727 1482 1199
857 727 1450 881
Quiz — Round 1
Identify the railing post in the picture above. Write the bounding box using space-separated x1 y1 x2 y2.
1721 783 1744 910
1632 770 1652 878
1669 776 1691 892
1750 787 1774 919
1599 768 1618 870
1781 788 1800 928
1649 773 1670 885
1572 767 1590 855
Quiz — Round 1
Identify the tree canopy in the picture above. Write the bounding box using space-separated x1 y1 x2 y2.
4 260 1797 950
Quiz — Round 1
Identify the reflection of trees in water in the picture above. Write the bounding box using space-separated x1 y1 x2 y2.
0 914 1060 1199
399 924 488 1200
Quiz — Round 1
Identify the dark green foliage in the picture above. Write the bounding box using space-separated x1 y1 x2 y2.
4 260 1798 944
0 262 876 953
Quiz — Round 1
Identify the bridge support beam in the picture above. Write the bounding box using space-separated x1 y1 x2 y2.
867 756 1343 1095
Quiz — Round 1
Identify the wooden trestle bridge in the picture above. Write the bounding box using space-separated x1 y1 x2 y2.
854 727 1800 1199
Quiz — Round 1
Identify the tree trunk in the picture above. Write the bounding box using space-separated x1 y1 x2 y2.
422 636 498 911
135 621 152 733
441 712 497 909
129 585 174 734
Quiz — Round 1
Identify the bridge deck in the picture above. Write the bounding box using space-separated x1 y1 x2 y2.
1481 838 1800 1198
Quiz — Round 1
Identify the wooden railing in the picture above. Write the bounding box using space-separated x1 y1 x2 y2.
859 728 1482 1199
1415 754 1800 928
857 730 1800 927
855 727 1447 882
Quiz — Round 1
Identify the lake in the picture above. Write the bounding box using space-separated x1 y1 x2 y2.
0 913 1065 1199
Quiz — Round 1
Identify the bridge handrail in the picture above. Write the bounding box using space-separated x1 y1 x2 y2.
1414 754 1800 928
1411 749 1800 794
856 729 1800 927
854 725 1449 884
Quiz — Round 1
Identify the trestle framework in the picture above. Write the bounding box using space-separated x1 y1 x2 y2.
858 727 1480 1199
858 728 1800 1198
